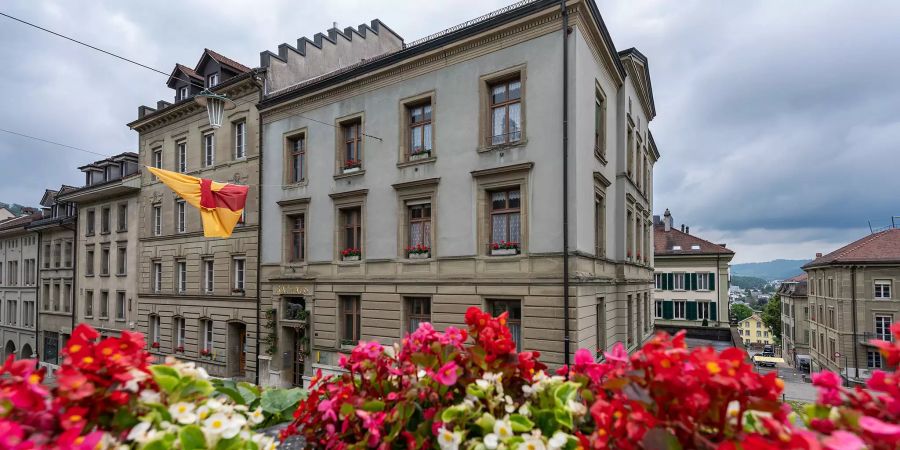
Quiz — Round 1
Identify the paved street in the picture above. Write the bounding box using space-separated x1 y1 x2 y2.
747 350 818 403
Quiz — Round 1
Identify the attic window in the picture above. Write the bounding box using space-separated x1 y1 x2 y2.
691 245 701 250
207 73 219 88
672 245 682 251
179 86 189 101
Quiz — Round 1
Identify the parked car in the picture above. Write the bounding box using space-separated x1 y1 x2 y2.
755 352 777 368
763 344 774 353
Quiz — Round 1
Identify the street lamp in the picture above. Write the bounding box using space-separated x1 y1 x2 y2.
194 89 236 129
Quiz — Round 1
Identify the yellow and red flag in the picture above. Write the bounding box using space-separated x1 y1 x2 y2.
147 167 249 238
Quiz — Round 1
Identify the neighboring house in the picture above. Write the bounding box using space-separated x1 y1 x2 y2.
653 209 734 329
257 0 659 387
779 274 809 369
0 213 41 361
804 228 900 380
128 49 261 381
27 187 77 375
58 153 141 343
0 203 38 223
738 314 774 347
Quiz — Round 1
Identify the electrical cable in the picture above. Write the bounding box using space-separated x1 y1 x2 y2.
0 128 112 157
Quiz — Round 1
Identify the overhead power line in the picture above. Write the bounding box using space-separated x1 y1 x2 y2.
0 128 111 158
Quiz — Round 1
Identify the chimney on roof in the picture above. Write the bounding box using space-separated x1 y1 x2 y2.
816 252 823 258
681 224 685 232
685 226 690 234
718 243 727 248
663 209 672 232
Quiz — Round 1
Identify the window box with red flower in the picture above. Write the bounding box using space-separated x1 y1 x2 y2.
200 348 212 358
150 341 160 349
409 149 431 161
406 244 430 259
175 345 185 353
490 241 520 256
341 247 361 262
342 159 362 174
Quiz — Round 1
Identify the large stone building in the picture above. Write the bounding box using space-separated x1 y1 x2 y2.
779 274 809 370
128 49 262 381
257 0 659 387
804 228 900 381
0 213 40 360
27 187 77 374
58 153 141 342
652 209 733 329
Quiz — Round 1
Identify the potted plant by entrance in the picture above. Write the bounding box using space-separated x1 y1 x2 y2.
341 247 361 262
490 241 520 256
406 244 430 259
342 159 362 174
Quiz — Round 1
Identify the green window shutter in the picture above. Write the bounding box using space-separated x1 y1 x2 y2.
710 302 717 321
663 300 674 319
690 273 698 291
686 302 697 320
709 272 715 290
667 273 674 291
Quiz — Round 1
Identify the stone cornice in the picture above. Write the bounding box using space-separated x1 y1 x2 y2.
129 78 260 133
471 162 534 178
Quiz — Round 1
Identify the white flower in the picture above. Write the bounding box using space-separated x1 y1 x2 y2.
418 369 427 378
249 407 265 425
437 426 463 450
567 399 587 416
126 421 154 443
548 431 568 450
493 417 513 440
169 402 198 424
518 403 531 417
521 432 547 450
203 413 232 437
139 390 161 404
483 433 499 449
476 379 491 390
197 405 212 420
505 403 516 413
205 398 224 410
522 384 535 397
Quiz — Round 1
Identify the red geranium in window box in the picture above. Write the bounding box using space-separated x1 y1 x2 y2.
343 159 362 171
341 247 361 261
151 342 160 349
175 345 185 353
406 244 430 259
200 349 211 357
490 241 520 256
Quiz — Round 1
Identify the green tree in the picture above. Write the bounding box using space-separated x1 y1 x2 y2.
731 304 753 322
761 294 782 344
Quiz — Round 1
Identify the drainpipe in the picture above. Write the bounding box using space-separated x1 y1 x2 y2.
560 0 571 368
35 229 41 364
850 266 858 381
252 71 264 386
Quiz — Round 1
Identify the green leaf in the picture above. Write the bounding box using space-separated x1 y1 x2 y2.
440 404 467 422
150 365 181 381
466 383 486 399
475 412 496 434
179 425 206 450
362 400 386 412
340 402 355 419
214 437 244 450
111 407 139 430
641 427 682 450
155 374 179 393
237 384 260 405
261 388 306 414
554 409 573 430
182 379 214 399
533 410 556 435
552 382 579 407
214 386 246 405
509 414 535 433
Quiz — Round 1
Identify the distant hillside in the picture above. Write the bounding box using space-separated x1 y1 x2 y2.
732 259 810 281
731 275 768 291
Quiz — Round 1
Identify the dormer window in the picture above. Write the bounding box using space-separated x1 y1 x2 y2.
179 86 189 101
691 245 701 250
207 73 219 88
672 245 682 251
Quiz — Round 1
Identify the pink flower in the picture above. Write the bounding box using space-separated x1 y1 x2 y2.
317 398 338 422
604 342 629 363
859 416 900 442
439 327 467 347
822 431 866 450
811 371 842 389
574 348 594 366
433 361 459 386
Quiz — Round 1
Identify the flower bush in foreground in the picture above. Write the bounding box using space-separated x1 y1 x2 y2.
286 308 900 449
0 324 285 449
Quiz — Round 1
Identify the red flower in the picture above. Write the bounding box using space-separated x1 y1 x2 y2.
60 407 88 430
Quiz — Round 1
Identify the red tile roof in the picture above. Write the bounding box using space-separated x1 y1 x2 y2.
654 224 734 256
202 49 251 74
803 228 900 268
778 273 807 296
784 274 808 282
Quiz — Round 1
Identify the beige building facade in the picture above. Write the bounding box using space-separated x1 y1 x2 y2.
129 50 262 381
28 188 77 374
652 210 733 330
778 274 809 369
804 228 900 381
0 214 40 360
257 0 658 387
738 314 774 347
58 153 141 343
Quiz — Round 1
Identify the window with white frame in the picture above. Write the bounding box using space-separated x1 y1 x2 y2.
875 280 892 300
152 205 162 236
234 121 245 159
655 300 664 318
149 315 160 345
203 259 214 293
177 141 187 173
654 273 663 290
179 86 189 101
176 260 187 293
673 300 686 319
115 292 126 320
697 273 710 291
152 262 162 292
233 258 245 292
174 317 186 350
207 73 219 87
673 273 686 291
200 319 213 352
152 148 162 169
203 132 215 167
875 315 894 341
698 301 712 320
176 200 186 233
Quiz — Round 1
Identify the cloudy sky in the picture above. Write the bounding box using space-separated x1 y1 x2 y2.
2 0 898 263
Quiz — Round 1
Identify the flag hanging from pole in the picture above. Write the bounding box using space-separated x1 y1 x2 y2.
146 167 249 238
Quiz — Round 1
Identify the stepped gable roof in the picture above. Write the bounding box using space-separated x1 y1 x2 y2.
654 224 734 256
803 228 900 269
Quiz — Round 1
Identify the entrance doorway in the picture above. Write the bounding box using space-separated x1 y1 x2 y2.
288 327 308 387
4 341 15 359
21 343 33 359
227 322 247 378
